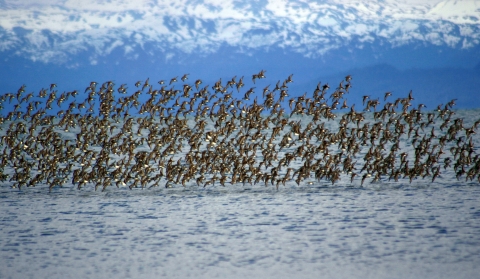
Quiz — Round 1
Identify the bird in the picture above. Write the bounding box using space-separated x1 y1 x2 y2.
0 70 475 193
384 92 392 101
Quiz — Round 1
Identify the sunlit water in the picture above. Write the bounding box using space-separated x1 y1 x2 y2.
2 183 480 279
1 110 480 279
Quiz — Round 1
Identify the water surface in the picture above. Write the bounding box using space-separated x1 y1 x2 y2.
1 183 479 279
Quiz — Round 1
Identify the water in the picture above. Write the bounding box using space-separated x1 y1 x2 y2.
1 108 480 279
1 184 480 279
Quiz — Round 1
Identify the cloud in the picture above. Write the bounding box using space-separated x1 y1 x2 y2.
0 0 479 64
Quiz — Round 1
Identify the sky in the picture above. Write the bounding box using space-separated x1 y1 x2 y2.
0 0 480 109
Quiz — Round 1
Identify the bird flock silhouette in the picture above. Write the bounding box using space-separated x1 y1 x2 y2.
0 71 479 192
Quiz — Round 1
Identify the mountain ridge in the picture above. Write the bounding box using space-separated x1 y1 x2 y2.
1 52 479 109
1 0 479 64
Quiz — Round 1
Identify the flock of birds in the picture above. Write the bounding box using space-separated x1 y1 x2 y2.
0 71 479 191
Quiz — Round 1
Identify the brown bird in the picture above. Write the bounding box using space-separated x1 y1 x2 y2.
0 71 473 193
384 92 392 101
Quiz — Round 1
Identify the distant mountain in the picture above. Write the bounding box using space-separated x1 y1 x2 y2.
319 63 480 109
1 0 479 65
1 0 480 108
2 46 479 110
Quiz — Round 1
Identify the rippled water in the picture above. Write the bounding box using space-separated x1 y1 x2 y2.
1 183 480 279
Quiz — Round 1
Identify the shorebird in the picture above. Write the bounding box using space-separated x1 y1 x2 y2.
384 92 392 101
0 70 476 192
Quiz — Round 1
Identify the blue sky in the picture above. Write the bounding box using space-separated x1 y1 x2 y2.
1 0 480 109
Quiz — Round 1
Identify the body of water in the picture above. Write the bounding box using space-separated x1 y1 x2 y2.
1 182 480 279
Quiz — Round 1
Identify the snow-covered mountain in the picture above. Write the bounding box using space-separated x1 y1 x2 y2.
1 0 479 65
1 0 480 108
